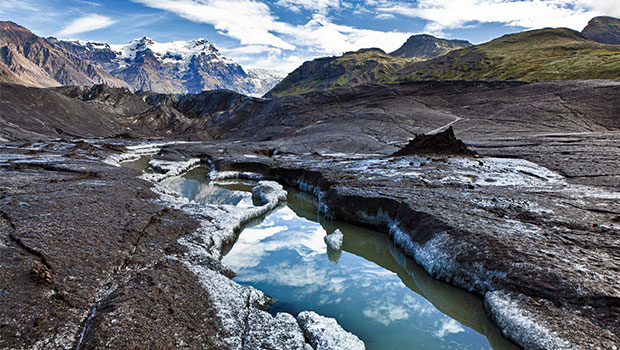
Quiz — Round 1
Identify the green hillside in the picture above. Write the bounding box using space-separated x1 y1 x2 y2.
266 48 411 98
268 24 620 97
396 28 620 81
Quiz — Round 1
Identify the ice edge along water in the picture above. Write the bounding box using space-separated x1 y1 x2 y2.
108 143 620 350
281 154 613 350
105 144 365 350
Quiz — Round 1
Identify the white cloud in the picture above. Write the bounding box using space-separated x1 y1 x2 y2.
377 0 620 36
0 0 39 13
221 45 282 56
276 14 411 54
434 318 465 338
274 0 341 15
132 0 296 50
362 300 411 326
375 13 396 20
132 0 412 60
57 14 117 37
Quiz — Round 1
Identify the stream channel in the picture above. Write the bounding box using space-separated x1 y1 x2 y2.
122 157 518 350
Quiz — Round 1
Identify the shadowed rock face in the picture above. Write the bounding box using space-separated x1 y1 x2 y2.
391 127 477 157
390 34 471 60
582 16 620 45
0 21 129 89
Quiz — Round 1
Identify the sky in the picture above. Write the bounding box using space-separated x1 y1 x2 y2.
1 0 619 72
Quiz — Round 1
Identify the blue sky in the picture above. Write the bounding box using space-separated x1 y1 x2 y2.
1 0 619 71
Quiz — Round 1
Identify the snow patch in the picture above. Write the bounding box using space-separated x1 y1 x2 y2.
110 37 237 66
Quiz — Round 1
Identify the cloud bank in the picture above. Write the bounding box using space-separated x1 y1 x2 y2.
376 0 620 35
131 0 411 62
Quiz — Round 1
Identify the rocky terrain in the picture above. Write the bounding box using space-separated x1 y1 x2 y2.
582 16 620 45
0 22 286 96
1 78 619 349
390 34 472 59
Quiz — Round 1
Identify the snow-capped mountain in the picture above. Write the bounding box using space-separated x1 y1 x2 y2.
0 21 285 96
0 22 129 89
50 34 285 96
246 68 288 97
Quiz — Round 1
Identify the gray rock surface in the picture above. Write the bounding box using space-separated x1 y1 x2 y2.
2 79 620 349
0 141 342 350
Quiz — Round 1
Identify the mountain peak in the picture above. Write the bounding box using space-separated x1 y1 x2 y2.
582 16 620 45
390 34 471 59
111 37 224 63
0 21 30 33
136 36 155 44
191 38 214 48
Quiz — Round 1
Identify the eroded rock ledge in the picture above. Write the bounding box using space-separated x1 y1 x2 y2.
0 141 363 350
166 141 620 350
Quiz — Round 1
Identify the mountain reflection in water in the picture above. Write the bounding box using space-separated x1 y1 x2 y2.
121 161 517 350
223 187 518 350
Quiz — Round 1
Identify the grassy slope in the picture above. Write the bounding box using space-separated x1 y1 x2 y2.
268 27 620 97
397 28 620 81
267 49 413 97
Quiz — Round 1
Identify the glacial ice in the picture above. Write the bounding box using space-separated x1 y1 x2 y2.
297 311 365 350
110 145 363 348
323 229 343 251
485 291 574 350
252 181 287 206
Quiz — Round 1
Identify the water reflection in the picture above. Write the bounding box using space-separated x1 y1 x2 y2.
224 188 518 350
120 154 154 173
161 167 256 207
119 161 517 350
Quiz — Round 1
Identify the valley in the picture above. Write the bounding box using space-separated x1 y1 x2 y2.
1 12 620 350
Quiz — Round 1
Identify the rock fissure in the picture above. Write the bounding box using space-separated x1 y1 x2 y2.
8 232 53 271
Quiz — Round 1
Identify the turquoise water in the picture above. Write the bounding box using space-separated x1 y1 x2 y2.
121 161 516 350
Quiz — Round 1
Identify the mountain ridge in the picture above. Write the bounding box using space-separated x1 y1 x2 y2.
0 21 286 96
266 34 472 97
582 16 620 45
268 20 620 97
0 21 129 89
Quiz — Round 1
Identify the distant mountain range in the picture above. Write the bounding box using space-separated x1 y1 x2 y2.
3 16 620 99
0 21 286 96
268 16 620 97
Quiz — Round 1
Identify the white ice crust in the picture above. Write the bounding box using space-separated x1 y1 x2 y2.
297 311 365 350
485 291 575 350
323 229 343 251
110 144 363 349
